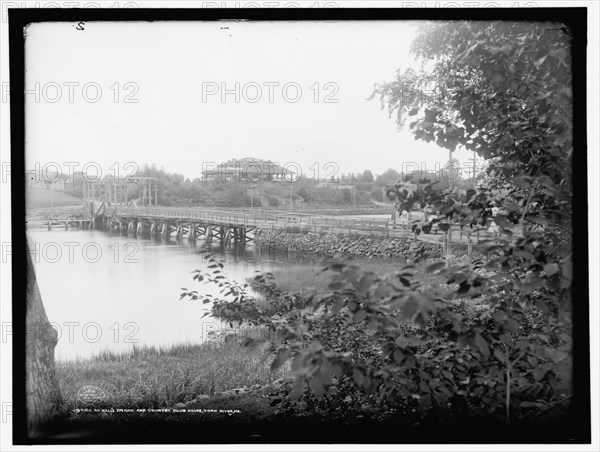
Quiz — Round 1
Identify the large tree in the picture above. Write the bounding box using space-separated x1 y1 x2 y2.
372 21 572 240
26 238 63 435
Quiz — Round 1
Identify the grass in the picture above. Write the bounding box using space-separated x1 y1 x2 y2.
26 187 83 209
56 338 287 410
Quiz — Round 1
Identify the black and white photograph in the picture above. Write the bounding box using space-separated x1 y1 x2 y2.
2 2 597 448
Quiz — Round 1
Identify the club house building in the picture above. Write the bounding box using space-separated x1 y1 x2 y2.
201 158 297 182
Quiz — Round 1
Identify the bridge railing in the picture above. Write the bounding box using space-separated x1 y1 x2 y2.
111 206 503 242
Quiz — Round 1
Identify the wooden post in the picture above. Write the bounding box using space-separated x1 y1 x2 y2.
467 233 473 258
188 223 197 241
205 225 213 245
220 226 226 246
442 230 447 257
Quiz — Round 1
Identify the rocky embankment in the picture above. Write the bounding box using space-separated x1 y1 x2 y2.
253 229 444 260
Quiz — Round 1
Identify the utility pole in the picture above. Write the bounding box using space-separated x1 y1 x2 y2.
448 149 453 190
289 184 293 211
353 185 357 208
473 149 477 186
249 184 256 208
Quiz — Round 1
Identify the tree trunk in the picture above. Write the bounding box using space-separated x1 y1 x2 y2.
26 240 63 435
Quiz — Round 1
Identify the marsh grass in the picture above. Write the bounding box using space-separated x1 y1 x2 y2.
56 338 286 410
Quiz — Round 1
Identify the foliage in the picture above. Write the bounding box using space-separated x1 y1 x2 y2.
182 21 574 426
375 168 401 187
369 20 573 420
183 255 571 423
361 170 375 183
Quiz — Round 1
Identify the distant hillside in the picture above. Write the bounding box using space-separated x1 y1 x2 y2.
26 188 83 209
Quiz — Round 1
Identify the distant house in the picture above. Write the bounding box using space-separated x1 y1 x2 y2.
202 157 296 182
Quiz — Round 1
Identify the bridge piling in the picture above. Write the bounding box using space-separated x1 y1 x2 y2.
205 226 213 246
188 223 197 241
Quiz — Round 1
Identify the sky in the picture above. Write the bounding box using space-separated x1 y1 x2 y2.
24 20 474 181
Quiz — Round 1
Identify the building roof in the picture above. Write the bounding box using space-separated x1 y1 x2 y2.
203 158 296 175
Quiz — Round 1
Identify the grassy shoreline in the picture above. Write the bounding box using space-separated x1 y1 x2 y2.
56 339 287 410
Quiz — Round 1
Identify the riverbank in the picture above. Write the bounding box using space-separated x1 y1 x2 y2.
49 256 572 444
253 228 444 261
56 338 287 411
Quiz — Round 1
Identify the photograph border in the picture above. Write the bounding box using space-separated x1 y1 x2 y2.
9 6 590 445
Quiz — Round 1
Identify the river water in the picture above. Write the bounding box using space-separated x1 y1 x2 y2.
26 229 292 361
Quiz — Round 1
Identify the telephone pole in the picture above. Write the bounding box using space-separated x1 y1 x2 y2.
473 149 477 185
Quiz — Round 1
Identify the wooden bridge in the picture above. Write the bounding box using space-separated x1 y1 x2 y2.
27 205 495 250
100 207 492 248
98 207 406 244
